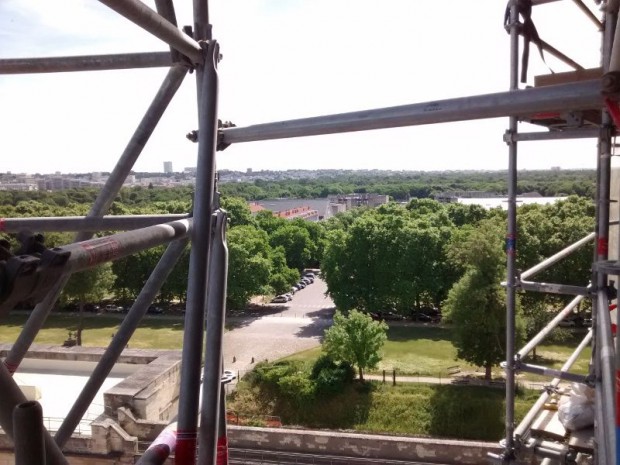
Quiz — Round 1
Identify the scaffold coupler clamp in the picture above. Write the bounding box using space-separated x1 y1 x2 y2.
488 439 517 464
217 120 236 151
0 232 70 316
503 129 517 144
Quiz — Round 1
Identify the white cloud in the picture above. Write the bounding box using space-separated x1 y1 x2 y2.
0 1 603 174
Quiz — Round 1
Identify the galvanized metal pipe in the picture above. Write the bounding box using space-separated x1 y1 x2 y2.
517 362 587 383
198 212 228 465
0 52 172 75
503 0 520 459
155 0 181 63
0 214 188 233
570 0 603 30
520 233 595 280
517 295 584 359
597 290 617 462
220 80 603 146
13 401 46 465
0 363 67 465
54 238 188 447
514 330 592 439
137 422 178 465
176 41 219 465
507 128 600 142
4 64 189 374
518 280 589 296
98 0 203 65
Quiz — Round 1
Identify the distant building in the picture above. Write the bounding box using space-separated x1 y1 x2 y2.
163 161 173 173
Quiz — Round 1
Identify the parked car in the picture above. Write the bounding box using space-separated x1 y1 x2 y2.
271 295 288 303
558 319 577 327
291 286 299 294
147 305 164 314
296 282 306 289
104 304 123 313
283 293 293 301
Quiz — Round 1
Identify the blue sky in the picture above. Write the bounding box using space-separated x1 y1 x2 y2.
0 1 604 174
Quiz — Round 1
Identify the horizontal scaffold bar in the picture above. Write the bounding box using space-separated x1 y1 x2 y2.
0 214 188 233
0 52 174 75
220 80 604 145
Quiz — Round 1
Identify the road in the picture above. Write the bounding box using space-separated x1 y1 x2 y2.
223 278 335 376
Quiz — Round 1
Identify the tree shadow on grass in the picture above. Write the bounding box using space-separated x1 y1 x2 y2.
226 304 291 329
428 384 505 441
388 325 452 342
277 381 374 429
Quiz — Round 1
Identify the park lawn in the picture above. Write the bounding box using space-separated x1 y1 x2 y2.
0 313 184 349
283 324 591 379
229 378 539 441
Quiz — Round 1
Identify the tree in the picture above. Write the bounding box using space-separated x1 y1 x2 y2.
227 225 272 309
64 263 116 345
221 196 254 227
268 224 314 271
443 219 525 380
322 309 388 381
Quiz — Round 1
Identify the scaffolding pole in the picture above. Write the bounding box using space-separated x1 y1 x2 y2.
520 233 595 280
219 80 602 145
198 211 229 465
98 0 203 65
514 331 592 440
175 15 219 463
517 295 585 359
3 64 188 375
0 214 188 233
13 401 45 465
0 363 67 465
0 52 172 74
503 1 520 461
54 238 188 447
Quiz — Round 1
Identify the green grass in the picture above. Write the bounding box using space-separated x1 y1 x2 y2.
0 313 185 349
228 379 540 441
283 324 592 380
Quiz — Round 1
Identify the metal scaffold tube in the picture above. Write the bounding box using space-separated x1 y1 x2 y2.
0 218 192 318
199 211 229 465
3 64 189 374
514 330 592 439
13 401 45 465
219 80 602 146
0 52 173 74
517 296 585 359
176 36 220 465
98 0 203 65
54 238 189 447
520 234 595 280
0 363 67 465
0 214 188 233
503 0 520 461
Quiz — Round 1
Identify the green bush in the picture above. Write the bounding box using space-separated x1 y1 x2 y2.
310 354 355 395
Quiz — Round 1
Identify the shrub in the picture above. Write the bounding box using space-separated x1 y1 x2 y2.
311 354 355 395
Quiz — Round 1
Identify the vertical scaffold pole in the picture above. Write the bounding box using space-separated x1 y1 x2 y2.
598 6 617 465
176 2 219 460
198 211 229 465
13 401 46 465
504 0 520 461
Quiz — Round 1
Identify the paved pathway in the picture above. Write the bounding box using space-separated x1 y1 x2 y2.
223 279 335 378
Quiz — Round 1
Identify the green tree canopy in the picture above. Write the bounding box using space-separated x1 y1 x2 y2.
322 309 388 381
443 219 525 380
